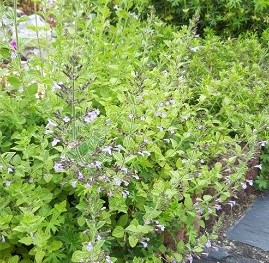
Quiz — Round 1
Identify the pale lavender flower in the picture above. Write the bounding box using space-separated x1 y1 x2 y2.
169 128 175 134
156 224 165 231
225 167 232 173
123 180 129 186
187 254 193 263
45 129 53 135
52 82 61 91
92 161 102 169
140 116 146 121
85 183 91 189
5 181 11 187
205 240 211 248
63 116 70 123
1 235 5 243
71 181 77 188
214 204 222 211
46 119 57 128
242 182 247 189
157 126 164 131
18 87 24 93
106 256 113 263
140 241 148 248
246 179 253 186
86 242 93 252
7 167 13 173
133 174 139 180
78 171 83 180
103 146 113 155
130 12 138 19
190 46 201 52
254 164 262 170
121 167 128 174
52 138 60 146
84 109 100 123
259 141 267 147
228 200 236 207
143 138 149 143
155 112 167 118
122 190 129 198
145 219 150 225
128 114 134 119
114 178 121 186
54 162 64 172
138 151 151 157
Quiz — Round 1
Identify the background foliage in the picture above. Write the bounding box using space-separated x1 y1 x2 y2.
151 0 269 36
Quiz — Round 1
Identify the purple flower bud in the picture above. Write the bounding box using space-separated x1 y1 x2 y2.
78 171 84 180
10 40 17 51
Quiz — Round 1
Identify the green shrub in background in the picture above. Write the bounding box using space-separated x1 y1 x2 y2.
0 0 269 262
151 0 269 36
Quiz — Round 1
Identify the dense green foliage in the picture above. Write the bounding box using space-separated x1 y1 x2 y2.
0 0 269 262
151 0 269 36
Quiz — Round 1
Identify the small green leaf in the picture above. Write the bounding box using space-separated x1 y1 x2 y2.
49 240 62 251
184 194 192 209
7 76 22 88
118 214 128 227
8 256 19 263
71 251 88 262
77 216 86 227
35 250 45 263
112 226 125 238
19 236 32 246
129 235 138 248
203 195 212 202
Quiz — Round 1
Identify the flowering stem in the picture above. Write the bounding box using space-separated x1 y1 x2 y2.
13 0 21 71
71 57 76 141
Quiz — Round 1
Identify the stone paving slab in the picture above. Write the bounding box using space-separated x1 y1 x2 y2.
193 255 262 263
227 191 269 251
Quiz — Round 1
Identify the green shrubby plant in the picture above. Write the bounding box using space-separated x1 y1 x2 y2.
0 0 269 262
151 0 269 36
